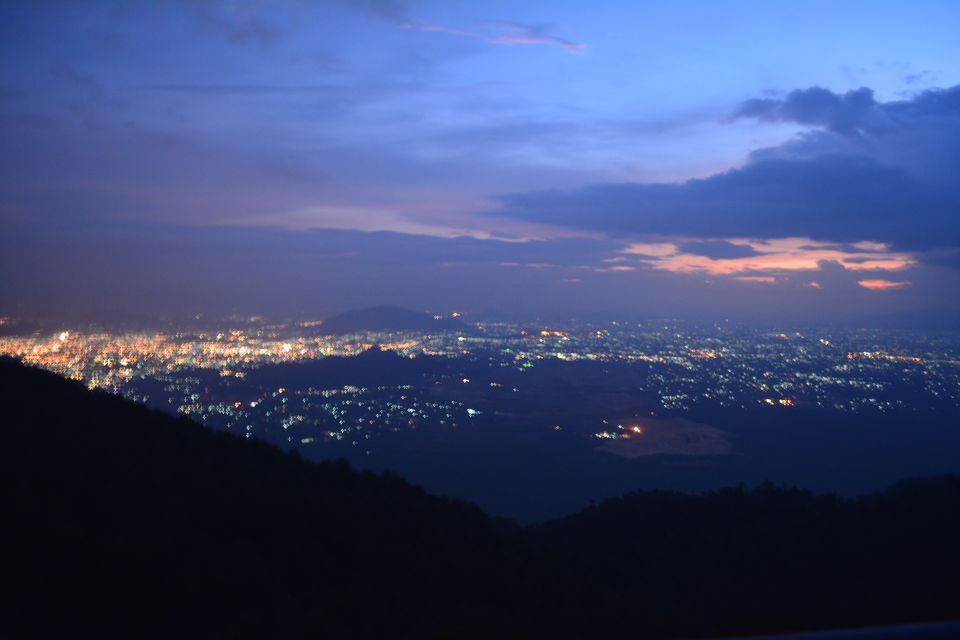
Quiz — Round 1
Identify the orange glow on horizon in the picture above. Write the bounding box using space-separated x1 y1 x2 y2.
735 276 776 283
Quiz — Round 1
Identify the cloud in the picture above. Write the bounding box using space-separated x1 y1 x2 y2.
622 242 678 257
732 86 876 134
491 85 960 254
144 84 348 95
50 62 102 94
495 155 955 249
142 82 455 96
676 240 760 260
858 279 911 291
904 70 934 85
594 265 636 273
0 220 617 318
4 218 955 323
401 18 585 54
183 1 282 48
348 0 410 22
479 20 587 53
620 237 915 276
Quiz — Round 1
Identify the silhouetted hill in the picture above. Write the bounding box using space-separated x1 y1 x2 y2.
246 345 447 389
0 358 585 640
320 306 464 335
3 357 960 639
533 481 960 638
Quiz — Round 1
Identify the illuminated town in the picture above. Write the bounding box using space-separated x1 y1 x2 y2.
3 315 959 458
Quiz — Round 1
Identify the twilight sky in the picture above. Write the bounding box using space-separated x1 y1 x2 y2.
2 0 959 322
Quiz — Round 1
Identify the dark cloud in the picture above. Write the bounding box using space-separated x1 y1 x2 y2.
676 241 760 260
920 248 960 269
144 83 358 95
347 0 410 23
733 86 876 134
493 85 960 254
904 70 933 85
185 2 281 48
143 81 470 97
495 155 956 249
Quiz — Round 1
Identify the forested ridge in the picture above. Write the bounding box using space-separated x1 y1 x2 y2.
2 357 958 639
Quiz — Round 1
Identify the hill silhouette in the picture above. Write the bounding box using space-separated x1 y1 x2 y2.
246 345 445 389
533 481 960 637
0 358 585 639
320 306 464 335
3 357 960 639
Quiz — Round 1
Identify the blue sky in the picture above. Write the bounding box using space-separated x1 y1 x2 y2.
2 0 959 321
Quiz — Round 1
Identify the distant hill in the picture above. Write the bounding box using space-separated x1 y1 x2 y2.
3 357 960 639
320 306 465 335
245 345 448 389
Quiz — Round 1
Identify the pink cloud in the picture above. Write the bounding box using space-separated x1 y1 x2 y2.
401 19 586 54
858 279 912 291
622 237 916 276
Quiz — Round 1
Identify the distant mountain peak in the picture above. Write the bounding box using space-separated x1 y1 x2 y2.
320 306 464 335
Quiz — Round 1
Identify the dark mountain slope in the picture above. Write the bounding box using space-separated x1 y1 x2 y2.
0 359 586 640
533 480 960 638
4 357 960 639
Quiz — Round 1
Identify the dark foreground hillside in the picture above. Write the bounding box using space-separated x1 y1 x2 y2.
0 359 585 639
533 479 960 638
2 357 959 639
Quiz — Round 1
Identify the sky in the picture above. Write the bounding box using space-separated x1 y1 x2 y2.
2 0 959 323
